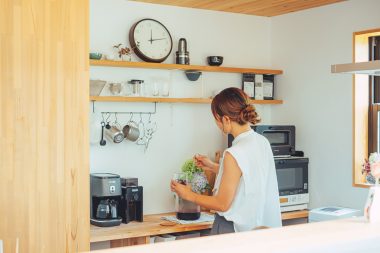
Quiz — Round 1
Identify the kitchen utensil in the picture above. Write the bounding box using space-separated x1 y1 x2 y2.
136 113 146 145
122 82 133 96
90 80 106 96
176 38 190 65
109 83 122 95
122 124 140 142
185 70 202 81
152 82 159 96
96 199 111 219
123 114 140 142
161 82 170 96
105 125 124 143
143 113 157 151
110 200 118 219
128 79 144 96
100 122 106 146
207 56 223 66
105 114 124 143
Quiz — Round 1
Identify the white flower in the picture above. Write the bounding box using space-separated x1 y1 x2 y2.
369 152 380 164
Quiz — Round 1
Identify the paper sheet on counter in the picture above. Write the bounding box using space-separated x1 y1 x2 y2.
161 213 215 224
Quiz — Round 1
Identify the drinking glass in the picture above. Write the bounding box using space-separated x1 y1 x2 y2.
152 82 159 96
161 82 170 97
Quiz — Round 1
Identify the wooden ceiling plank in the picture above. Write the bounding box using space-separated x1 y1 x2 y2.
131 0 346 17
254 0 344 16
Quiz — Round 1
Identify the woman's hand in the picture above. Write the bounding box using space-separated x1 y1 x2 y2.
170 180 195 202
194 154 218 173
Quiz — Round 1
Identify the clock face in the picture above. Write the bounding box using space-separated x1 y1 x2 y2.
129 19 173 63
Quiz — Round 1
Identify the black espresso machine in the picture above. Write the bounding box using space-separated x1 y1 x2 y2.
120 177 143 224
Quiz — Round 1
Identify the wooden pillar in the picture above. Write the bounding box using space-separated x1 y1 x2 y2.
0 0 89 252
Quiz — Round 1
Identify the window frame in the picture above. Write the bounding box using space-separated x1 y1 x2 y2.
352 29 380 188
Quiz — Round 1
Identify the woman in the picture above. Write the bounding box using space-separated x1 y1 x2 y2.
171 87 281 235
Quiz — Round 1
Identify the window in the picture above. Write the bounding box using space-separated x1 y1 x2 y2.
353 29 380 187
369 36 380 153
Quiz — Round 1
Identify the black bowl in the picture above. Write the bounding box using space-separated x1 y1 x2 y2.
207 56 223 66
185 70 202 81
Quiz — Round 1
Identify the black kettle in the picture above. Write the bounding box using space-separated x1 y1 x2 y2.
96 199 118 219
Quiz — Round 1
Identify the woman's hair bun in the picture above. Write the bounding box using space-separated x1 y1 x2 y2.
239 104 261 125
211 87 261 125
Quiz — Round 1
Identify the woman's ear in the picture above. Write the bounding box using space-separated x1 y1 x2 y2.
222 115 231 125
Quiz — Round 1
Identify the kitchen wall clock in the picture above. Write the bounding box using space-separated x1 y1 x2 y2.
129 18 173 63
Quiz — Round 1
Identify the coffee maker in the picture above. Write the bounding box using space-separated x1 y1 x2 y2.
90 173 122 227
120 177 143 224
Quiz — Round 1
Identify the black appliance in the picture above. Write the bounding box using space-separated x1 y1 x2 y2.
275 157 309 212
121 186 143 224
90 173 123 227
229 125 296 157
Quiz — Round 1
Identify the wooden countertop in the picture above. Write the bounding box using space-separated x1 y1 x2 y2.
87 217 380 253
90 213 213 243
90 210 309 243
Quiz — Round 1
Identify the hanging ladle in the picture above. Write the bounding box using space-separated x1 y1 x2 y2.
100 121 106 146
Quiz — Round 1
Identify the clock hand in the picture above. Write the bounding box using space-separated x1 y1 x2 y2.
151 38 166 42
149 29 153 44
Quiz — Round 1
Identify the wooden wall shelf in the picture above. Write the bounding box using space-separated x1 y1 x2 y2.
90 96 283 105
90 60 283 75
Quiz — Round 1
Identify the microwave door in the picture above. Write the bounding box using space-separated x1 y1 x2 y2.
262 130 290 147
275 158 308 196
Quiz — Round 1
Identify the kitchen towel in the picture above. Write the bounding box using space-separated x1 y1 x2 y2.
161 213 215 224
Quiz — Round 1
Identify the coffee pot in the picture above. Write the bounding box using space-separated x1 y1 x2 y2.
96 199 118 219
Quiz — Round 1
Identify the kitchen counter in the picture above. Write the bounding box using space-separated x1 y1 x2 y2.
91 212 213 246
87 217 380 253
91 211 309 247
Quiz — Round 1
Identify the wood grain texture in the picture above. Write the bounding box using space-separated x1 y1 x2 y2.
130 0 345 17
90 60 283 75
281 210 309 220
90 96 284 104
0 0 89 252
90 213 213 243
110 237 150 248
91 211 308 243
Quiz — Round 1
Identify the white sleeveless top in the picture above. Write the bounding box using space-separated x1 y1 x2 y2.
214 129 282 232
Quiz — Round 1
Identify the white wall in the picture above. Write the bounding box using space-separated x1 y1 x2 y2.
90 0 274 214
271 0 380 209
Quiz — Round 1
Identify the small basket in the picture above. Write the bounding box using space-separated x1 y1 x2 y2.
90 80 106 96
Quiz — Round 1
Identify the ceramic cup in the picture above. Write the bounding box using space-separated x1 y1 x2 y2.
109 83 122 95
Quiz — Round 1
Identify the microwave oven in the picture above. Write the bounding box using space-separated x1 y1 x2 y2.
255 125 295 157
275 157 309 212
227 125 296 157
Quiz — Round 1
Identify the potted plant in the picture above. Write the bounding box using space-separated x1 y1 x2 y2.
113 43 139 61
